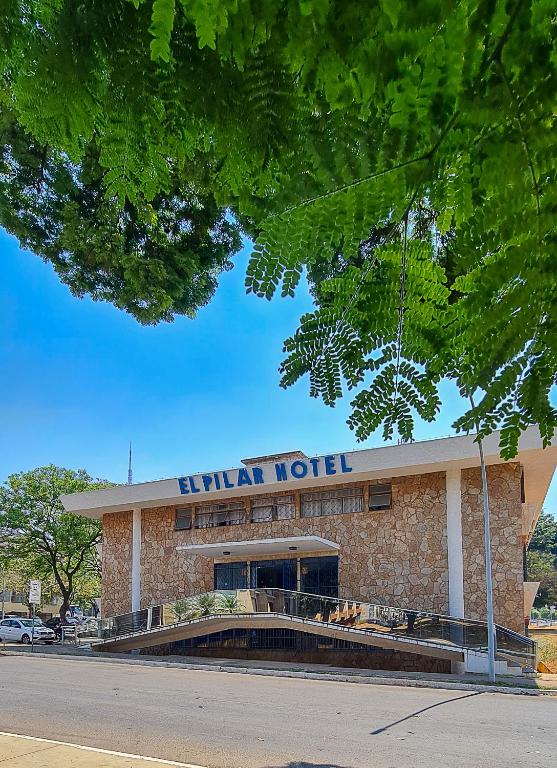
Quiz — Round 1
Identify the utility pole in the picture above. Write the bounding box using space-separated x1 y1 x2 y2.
469 396 497 682
128 441 133 485
478 435 497 682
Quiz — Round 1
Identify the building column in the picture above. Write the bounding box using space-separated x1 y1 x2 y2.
131 507 142 612
446 469 464 618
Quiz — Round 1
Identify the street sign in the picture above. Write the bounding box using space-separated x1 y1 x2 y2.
28 579 41 605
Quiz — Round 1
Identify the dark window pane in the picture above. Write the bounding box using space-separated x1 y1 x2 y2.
214 562 247 590
250 559 297 590
300 556 339 597
175 508 192 530
175 627 389 652
369 483 392 510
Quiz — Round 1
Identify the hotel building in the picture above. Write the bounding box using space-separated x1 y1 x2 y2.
62 427 556 672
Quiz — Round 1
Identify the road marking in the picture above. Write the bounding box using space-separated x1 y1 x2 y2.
0 732 208 768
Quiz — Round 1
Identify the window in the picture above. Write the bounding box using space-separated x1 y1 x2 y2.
176 627 386 652
369 482 392 510
175 508 192 530
214 562 248 590
300 487 363 518
300 556 339 597
250 559 297 590
250 495 295 523
195 500 246 528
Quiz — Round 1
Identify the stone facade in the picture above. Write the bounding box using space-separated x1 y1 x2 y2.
104 472 449 616
461 463 524 632
141 506 213 609
100 465 525 634
102 510 133 617
138 473 449 613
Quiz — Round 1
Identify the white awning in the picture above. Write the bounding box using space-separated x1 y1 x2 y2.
176 535 339 559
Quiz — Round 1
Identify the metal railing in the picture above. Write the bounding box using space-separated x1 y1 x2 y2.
98 588 537 669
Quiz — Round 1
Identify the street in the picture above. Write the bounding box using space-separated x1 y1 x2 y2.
0 655 555 767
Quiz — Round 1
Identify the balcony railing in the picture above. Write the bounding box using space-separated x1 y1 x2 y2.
98 588 537 670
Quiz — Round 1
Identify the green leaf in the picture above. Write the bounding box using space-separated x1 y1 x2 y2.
149 0 176 62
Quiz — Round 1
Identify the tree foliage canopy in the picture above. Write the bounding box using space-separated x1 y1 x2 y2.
0 466 110 619
527 510 557 607
1 1 556 453
530 510 557 558
0 548 99 614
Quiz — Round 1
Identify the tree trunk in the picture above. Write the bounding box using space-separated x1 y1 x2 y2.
59 589 71 622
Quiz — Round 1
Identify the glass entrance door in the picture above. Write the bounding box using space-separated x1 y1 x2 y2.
300 556 339 597
250 559 296 591
214 561 248 590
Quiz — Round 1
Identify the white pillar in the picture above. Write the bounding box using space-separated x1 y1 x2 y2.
446 469 465 618
131 507 142 612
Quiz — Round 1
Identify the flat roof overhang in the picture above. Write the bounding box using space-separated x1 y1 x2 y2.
61 426 557 519
176 535 340 559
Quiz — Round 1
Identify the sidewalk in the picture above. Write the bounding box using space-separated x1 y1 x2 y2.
3 642 557 695
0 733 205 768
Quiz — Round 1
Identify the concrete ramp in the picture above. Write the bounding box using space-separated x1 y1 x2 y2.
96 589 536 675
96 612 464 662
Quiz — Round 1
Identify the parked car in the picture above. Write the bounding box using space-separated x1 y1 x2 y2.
0 617 56 644
78 617 99 635
44 616 75 640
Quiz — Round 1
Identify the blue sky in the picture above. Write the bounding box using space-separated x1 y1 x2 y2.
1 227 555 514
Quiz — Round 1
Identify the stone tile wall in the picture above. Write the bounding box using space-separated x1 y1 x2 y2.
100 466 525 633
102 510 133 616
141 506 213 608
461 463 524 632
138 472 449 614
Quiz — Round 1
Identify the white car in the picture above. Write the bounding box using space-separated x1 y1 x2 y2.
0 617 56 644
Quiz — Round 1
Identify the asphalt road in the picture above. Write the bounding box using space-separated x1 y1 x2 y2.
0 655 554 768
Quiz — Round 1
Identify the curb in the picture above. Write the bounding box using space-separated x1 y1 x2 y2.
3 649 555 696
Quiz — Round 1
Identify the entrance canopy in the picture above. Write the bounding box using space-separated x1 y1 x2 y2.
176 535 339 559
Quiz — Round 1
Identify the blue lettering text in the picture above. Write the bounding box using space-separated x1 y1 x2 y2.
324 455 336 475
178 477 189 495
252 467 264 484
237 468 252 487
291 460 308 479
340 454 353 473
309 458 320 477
275 463 287 481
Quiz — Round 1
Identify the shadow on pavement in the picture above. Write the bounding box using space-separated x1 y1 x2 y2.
263 764 353 768
370 691 482 734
